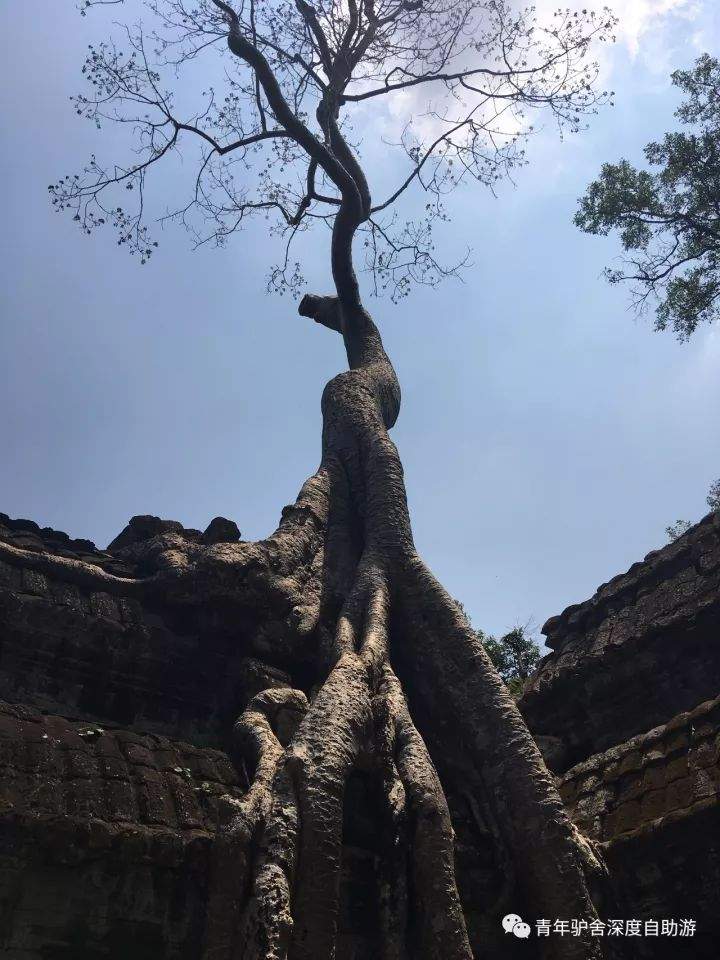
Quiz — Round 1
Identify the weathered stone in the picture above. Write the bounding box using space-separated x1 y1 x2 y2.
2 507 719 958
690 740 717 769
639 788 665 822
4 518 41 533
107 514 186 551
524 515 720 953
202 516 242 544
604 799 641 838
522 511 720 770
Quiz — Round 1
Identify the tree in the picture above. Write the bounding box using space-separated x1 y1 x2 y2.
481 625 542 698
50 2 616 957
708 478 720 512
666 477 720 542
575 54 720 340
665 518 693 542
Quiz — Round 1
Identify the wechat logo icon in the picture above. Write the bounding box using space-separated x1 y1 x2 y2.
502 914 531 939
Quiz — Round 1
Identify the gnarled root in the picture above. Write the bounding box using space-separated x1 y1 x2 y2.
203 688 308 960
395 560 606 959
375 665 472 960
216 565 474 960
204 292 611 960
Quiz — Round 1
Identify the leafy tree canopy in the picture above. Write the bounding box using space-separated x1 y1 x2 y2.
575 54 720 340
466 625 542 700
479 625 542 698
455 602 542 697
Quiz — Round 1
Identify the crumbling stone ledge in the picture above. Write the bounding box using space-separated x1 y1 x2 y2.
541 510 720 652
557 695 720 842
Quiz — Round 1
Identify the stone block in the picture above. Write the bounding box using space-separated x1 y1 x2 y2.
202 517 241 544
689 740 718 770
642 762 668 792
98 754 130 780
603 799 641 839
65 749 98 780
184 752 219 781
664 729 690 753
692 721 716 740
122 741 157 768
64 777 106 819
154 746 183 772
104 779 140 822
639 788 666 822
664 776 695 812
32 777 64 816
170 778 204 829
691 766 717 801
617 751 643 776
617 773 645 803
665 754 689 783
135 768 176 827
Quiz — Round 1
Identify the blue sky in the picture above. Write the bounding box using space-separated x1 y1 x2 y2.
1 0 718 639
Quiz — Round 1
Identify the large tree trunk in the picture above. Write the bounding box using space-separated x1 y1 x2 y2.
161 291 607 960
0 290 612 957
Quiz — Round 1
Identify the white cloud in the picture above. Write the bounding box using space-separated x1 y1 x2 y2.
609 0 701 59
533 0 708 82
375 0 710 130
355 0 717 199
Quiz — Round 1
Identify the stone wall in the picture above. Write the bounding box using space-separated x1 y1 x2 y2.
1 508 718 958
0 514 386 960
554 697 720 957
0 515 291 744
521 511 720 772
557 695 720 844
519 513 720 957
0 700 244 833
0 701 243 960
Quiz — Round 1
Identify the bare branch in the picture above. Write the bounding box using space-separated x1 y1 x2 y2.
59 0 616 302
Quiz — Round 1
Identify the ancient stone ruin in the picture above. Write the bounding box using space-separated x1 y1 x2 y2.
0 508 718 958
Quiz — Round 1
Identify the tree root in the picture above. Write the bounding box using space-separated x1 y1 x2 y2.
214 568 474 960
0 291 613 959
375 665 472 960
207 293 610 959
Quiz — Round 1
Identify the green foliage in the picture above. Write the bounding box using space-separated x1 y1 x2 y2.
707 478 720 513
665 476 720 541
455 601 542 697
575 54 720 340
665 519 694 542
479 625 542 698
